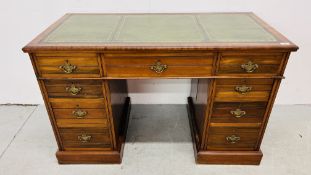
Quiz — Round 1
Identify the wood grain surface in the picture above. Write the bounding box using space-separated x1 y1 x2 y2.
24 13 298 164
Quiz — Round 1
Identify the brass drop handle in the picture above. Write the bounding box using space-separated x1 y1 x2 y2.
59 60 77 74
241 61 258 73
230 108 246 118
150 60 167 73
78 134 92 143
235 85 252 94
72 107 88 119
66 84 82 95
226 135 240 144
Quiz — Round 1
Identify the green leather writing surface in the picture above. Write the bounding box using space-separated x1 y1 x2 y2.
197 14 276 42
43 13 278 43
114 15 206 42
44 15 122 43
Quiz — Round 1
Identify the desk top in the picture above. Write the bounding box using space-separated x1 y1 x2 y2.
23 13 298 52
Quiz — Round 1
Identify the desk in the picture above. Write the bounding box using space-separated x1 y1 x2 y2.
23 13 298 165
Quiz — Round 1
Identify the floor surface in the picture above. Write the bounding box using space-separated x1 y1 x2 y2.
0 104 310 175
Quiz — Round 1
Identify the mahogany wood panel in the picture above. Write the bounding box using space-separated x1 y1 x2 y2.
56 150 122 164
189 79 211 147
105 80 129 148
196 150 263 165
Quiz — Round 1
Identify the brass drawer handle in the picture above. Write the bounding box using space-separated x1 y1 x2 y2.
59 60 77 74
241 61 258 73
72 107 88 119
230 108 246 118
235 85 252 94
78 134 92 143
226 135 240 144
66 84 82 95
150 60 167 73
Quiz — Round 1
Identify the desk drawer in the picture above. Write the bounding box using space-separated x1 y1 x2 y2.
49 98 106 109
59 128 112 150
53 108 107 119
214 78 274 102
49 98 108 128
218 52 284 75
53 108 108 128
207 126 260 151
44 80 104 98
103 52 214 78
211 102 267 123
34 52 101 78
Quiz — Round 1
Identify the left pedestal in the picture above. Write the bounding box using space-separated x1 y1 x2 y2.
28 52 130 164
55 96 131 164
56 97 131 164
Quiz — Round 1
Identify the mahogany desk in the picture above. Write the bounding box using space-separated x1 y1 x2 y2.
22 13 298 165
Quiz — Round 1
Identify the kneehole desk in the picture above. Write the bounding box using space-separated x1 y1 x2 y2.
23 13 298 165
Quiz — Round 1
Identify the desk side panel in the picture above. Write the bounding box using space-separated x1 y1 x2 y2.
106 80 129 148
190 79 212 148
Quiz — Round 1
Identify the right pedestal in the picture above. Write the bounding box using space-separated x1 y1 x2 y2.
188 77 281 165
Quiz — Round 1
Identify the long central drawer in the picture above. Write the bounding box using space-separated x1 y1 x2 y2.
103 52 214 78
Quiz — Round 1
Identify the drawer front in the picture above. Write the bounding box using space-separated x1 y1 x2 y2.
59 128 112 150
44 80 103 98
34 52 101 78
53 108 106 119
53 108 108 128
214 78 274 102
103 52 214 78
207 127 260 151
218 52 284 75
211 102 267 123
49 98 106 109
49 98 108 128
56 118 109 128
